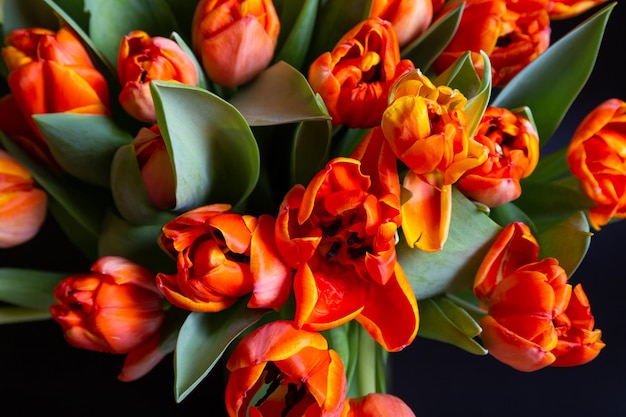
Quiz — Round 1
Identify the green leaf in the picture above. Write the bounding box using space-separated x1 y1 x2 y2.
397 188 502 299
2 0 59 34
401 1 463 71
0 268 70 310
418 295 487 355
151 81 260 211
275 0 319 70
170 31 209 90
527 146 571 183
48 197 99 260
489 201 536 231
464 52 491 137
291 119 332 186
492 3 615 143
537 211 592 277
33 114 133 188
174 302 268 402
0 307 53 324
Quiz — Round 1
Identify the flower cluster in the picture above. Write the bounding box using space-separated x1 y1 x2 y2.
0 0 621 415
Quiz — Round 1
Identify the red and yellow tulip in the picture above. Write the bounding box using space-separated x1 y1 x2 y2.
49 256 166 381
547 0 608 19
225 320 346 417
157 204 292 312
369 0 433 47
566 98 626 230
117 30 198 122
0 149 47 248
192 0 280 87
308 17 415 128
457 106 540 207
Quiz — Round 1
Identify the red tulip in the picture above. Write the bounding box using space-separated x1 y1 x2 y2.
566 98 626 230
192 0 280 87
342 393 415 417
0 149 47 247
275 157 418 352
156 204 292 312
49 256 166 381
117 30 198 122
132 125 176 209
547 0 608 19
457 106 540 207
308 17 415 128
225 320 347 417
369 0 434 47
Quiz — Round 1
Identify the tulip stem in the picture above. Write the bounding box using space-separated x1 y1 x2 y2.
357 326 378 396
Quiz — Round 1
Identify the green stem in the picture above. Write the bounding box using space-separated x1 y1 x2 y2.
357 326 378 396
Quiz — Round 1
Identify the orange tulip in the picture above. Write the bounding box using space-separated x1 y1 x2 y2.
342 393 415 417
191 0 280 87
132 125 176 209
117 30 198 123
566 98 626 230
156 204 292 312
369 0 433 47
275 157 418 352
225 320 347 417
457 106 540 207
0 27 110 165
547 0 608 19
432 0 551 86
308 17 415 128
380 69 487 251
0 149 47 247
49 256 166 381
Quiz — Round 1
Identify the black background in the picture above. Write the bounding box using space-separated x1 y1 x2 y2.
1 3 625 416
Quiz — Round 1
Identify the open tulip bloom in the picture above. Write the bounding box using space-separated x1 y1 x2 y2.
0 0 622 415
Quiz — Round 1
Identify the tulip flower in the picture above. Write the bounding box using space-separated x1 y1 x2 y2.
342 393 416 417
308 17 415 128
0 27 110 165
456 106 540 207
275 157 418 352
132 125 176 209
380 69 487 251
0 149 47 248
474 222 603 371
49 256 167 381
191 0 280 87
547 0 608 19
566 98 626 230
117 30 198 123
369 0 433 47
225 320 347 417
432 0 551 86
156 204 292 312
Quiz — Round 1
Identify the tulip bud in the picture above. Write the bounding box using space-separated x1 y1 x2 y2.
192 0 280 87
343 393 416 417
49 256 167 381
117 31 198 123
132 125 176 209
0 149 47 248
369 0 433 47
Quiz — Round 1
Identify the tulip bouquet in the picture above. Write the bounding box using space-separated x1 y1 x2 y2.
0 0 622 415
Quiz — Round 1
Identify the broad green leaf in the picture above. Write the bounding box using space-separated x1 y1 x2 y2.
527 147 571 183
489 201 536 231
492 3 615 143
97 210 176 274
0 268 70 310
418 295 487 355
151 81 260 211
170 31 209 90
0 307 52 324
464 52 491 137
2 0 58 34
33 114 133 188
401 1 464 71
47 0 90 31
174 302 268 402
275 0 319 70
398 188 502 299
48 197 99 260
537 211 592 277
83 0 178 69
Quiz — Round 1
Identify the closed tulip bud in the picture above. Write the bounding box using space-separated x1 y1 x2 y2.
192 0 280 87
132 125 176 209
369 0 433 47
49 256 167 381
0 149 47 248
117 31 198 123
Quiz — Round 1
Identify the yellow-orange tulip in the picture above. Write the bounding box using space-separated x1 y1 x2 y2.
342 393 416 417
192 0 280 87
457 106 540 207
225 320 347 417
566 98 626 230
308 17 415 128
49 256 167 381
547 0 608 19
369 0 433 47
117 30 198 123
0 149 47 247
